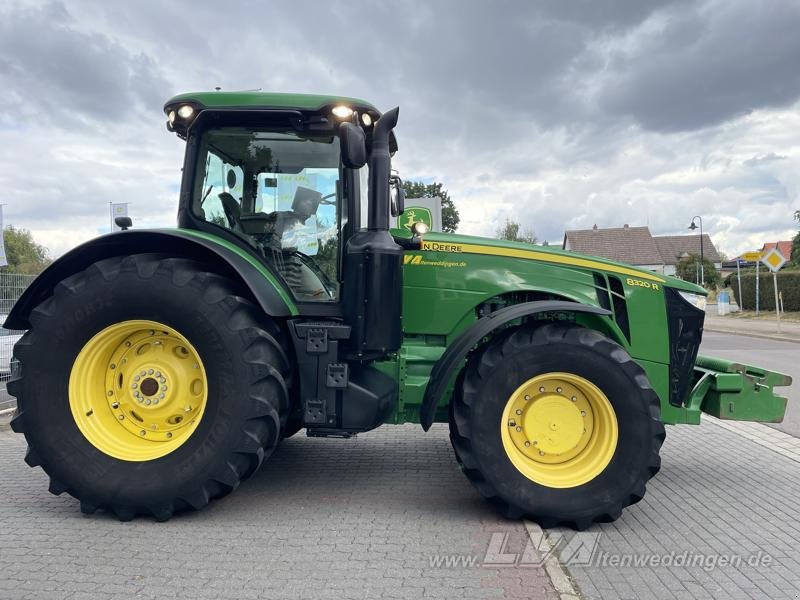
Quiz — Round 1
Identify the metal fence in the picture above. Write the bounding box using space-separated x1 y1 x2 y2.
1 272 35 411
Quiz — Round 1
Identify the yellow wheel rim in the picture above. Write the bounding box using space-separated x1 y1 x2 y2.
500 372 618 488
69 320 208 461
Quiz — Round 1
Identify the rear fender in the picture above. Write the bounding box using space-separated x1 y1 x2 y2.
4 229 297 330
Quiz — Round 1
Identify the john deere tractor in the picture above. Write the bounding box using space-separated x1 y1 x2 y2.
6 92 791 528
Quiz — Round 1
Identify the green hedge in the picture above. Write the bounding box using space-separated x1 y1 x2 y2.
733 269 800 311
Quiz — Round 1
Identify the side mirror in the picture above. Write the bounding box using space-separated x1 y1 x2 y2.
389 175 405 217
338 122 367 168
115 216 132 230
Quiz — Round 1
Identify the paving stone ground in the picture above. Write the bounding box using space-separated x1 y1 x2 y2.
1 419 798 600
562 420 800 600
0 424 556 600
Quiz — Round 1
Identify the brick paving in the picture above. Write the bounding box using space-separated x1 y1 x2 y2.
1 419 798 599
0 424 556 600
563 420 800 600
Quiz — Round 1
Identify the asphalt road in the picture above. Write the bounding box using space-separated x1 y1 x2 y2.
700 331 799 438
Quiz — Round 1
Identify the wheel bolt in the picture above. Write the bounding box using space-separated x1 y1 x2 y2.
533 440 538 445
159 377 166 383
140 430 146 436
515 426 521 432
148 369 154 375
524 441 530 447
131 383 137 389
155 371 161 377
153 399 159 405
508 420 516 427
125 341 131 347
118 415 124 420
515 409 522 415
556 387 562 393
140 371 146 377
145 399 151 406
166 432 173 438
110 363 116 370
134 375 141 382
111 402 119 409
137 398 144 404
162 386 168 392
107 391 113 397
539 450 545 456
539 387 545 393
159 393 165 399
571 396 577 402
581 411 586 417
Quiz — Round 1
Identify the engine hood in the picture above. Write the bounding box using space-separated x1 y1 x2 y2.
406 231 706 295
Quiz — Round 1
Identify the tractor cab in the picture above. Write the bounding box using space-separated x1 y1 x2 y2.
163 93 403 312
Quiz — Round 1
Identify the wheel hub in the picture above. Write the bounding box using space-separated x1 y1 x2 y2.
69 320 208 461
501 372 618 488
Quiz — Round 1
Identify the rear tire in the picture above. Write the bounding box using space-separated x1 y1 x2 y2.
449 323 665 529
9 254 291 521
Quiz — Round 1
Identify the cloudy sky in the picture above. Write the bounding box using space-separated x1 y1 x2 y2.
2 0 799 258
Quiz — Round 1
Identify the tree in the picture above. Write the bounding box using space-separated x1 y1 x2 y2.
401 180 459 233
675 252 720 289
2 226 51 274
495 218 537 244
791 210 800 267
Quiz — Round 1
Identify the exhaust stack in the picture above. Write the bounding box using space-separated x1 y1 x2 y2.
343 107 403 359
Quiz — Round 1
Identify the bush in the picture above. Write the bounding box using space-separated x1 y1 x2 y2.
735 269 800 311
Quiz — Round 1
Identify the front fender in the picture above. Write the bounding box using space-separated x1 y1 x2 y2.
419 300 611 430
4 229 297 330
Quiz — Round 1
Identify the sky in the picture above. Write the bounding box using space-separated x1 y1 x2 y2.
1 0 799 259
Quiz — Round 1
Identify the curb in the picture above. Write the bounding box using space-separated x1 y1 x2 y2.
703 326 800 344
706 415 800 459
524 520 582 600
0 412 12 432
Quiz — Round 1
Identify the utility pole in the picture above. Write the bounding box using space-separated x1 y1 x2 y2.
756 259 760 316
736 259 743 312
688 216 704 287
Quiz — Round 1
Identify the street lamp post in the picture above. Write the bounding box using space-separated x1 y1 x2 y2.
688 216 704 287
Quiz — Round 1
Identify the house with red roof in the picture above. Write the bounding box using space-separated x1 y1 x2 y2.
760 241 793 262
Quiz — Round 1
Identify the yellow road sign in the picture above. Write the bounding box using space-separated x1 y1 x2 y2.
741 251 763 262
761 248 787 273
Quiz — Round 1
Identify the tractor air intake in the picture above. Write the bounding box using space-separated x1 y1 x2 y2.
342 108 403 360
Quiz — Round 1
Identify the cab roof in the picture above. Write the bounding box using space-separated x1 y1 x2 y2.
164 91 378 113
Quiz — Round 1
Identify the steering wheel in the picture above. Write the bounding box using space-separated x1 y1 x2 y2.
319 192 336 206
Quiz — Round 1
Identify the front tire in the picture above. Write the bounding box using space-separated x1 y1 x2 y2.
9 254 291 521
450 323 665 529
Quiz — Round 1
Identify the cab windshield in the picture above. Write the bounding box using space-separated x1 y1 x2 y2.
192 128 340 301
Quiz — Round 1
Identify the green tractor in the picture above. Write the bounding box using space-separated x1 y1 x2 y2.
6 92 791 528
